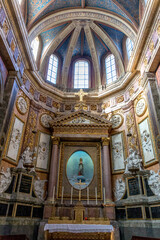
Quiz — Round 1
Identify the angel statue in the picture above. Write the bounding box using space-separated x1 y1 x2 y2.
34 177 47 200
124 148 143 174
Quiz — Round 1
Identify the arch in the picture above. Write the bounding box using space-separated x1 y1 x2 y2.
29 9 137 43
90 21 125 77
74 60 89 89
40 22 76 76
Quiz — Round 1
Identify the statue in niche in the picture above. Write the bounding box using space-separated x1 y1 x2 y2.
0 167 12 193
148 170 160 196
124 148 143 174
17 146 37 171
114 178 125 201
34 177 47 200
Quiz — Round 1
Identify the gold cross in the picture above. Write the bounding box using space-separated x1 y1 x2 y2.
75 89 88 102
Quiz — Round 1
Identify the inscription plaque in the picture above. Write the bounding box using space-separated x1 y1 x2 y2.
151 206 160 219
144 178 154 197
128 177 140 196
127 207 142 219
19 175 32 194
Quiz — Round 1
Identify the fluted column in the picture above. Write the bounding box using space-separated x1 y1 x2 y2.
102 137 112 202
48 136 60 200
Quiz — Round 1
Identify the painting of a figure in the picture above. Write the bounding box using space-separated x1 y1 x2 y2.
66 150 94 190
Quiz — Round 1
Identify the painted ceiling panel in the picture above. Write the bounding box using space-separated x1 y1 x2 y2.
29 0 81 24
98 23 124 57
73 33 81 57
40 23 68 54
56 34 72 62
83 35 91 57
115 0 139 24
92 31 108 61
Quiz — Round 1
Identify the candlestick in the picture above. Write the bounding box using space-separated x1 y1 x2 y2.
52 186 55 204
95 187 97 205
61 186 64 204
103 187 105 204
79 189 81 201
71 187 73 204
87 187 89 205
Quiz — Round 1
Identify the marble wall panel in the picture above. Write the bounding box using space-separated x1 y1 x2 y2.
36 132 51 171
6 116 24 161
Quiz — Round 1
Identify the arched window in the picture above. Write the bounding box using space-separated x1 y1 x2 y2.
47 54 58 84
74 60 89 89
126 38 133 59
105 54 117 84
31 37 39 61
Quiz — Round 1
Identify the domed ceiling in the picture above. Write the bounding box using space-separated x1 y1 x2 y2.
26 0 139 89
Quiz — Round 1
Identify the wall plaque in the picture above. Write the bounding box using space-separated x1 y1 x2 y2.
127 207 143 219
128 177 140 196
19 175 32 194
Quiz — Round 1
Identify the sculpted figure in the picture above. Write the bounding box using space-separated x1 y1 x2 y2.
17 147 37 170
0 167 12 193
34 177 47 200
114 178 125 201
148 170 160 196
124 148 143 174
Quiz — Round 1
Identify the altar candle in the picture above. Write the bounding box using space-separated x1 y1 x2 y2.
95 187 97 205
103 187 105 204
52 186 55 204
70 187 73 204
61 186 64 204
87 187 89 205
79 189 81 201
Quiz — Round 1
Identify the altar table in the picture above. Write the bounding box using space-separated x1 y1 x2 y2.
44 224 114 240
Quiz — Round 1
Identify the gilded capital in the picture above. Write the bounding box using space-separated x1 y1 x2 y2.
102 137 110 146
51 136 60 145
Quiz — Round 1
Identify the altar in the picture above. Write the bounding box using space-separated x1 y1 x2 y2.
44 223 114 240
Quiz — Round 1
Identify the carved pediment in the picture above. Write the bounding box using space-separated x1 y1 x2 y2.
50 110 112 128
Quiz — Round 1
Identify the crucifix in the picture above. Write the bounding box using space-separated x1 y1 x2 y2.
75 89 88 102
75 179 86 201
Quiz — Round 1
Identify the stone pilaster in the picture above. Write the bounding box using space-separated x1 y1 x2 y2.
48 136 60 200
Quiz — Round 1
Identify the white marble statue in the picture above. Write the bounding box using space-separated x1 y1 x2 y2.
0 167 12 193
34 177 47 200
124 148 143 174
17 146 37 170
114 178 125 201
148 170 160 196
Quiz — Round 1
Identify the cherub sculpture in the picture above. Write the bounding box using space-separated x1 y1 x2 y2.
124 148 143 174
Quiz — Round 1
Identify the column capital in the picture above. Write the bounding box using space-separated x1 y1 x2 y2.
51 136 60 145
101 137 110 146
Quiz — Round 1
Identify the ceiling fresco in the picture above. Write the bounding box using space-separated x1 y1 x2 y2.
27 0 139 26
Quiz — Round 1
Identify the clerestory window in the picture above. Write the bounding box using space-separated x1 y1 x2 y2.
47 54 58 84
74 60 89 89
126 38 133 59
105 54 117 84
